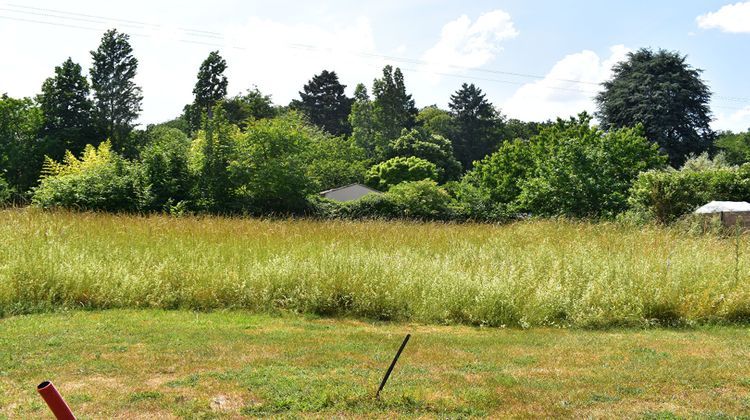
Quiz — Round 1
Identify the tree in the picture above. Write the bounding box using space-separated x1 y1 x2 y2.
389 128 461 182
0 94 44 195
517 113 665 217
229 112 316 213
305 135 368 191
596 48 714 167
365 156 438 190
290 70 353 136
193 104 236 212
37 57 95 158
222 87 277 129
469 139 534 204
715 130 750 165
139 126 193 211
192 50 228 125
90 29 143 152
416 106 456 141
449 83 503 170
349 84 379 159
372 65 417 145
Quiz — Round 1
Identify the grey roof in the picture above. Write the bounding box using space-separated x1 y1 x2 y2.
319 183 381 195
695 201 750 214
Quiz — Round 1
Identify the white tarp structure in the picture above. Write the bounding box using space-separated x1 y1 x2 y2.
695 201 750 214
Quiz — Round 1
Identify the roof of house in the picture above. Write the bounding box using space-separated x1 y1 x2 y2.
695 201 750 214
319 183 382 196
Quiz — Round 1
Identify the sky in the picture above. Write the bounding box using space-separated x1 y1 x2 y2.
0 0 749 131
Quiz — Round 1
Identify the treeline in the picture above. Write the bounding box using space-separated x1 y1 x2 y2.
1 29 749 223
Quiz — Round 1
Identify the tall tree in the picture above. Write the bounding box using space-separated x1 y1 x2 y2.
596 48 714 167
90 29 143 152
0 94 44 195
290 70 353 136
449 83 502 170
37 58 95 157
349 83 379 159
372 65 417 144
222 87 276 129
192 50 228 125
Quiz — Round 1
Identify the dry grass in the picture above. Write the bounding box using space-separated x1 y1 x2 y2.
1 310 749 418
1 208 749 327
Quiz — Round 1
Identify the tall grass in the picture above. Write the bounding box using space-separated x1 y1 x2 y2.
1 209 749 327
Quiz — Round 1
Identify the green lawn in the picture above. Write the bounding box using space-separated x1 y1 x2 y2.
1 310 749 418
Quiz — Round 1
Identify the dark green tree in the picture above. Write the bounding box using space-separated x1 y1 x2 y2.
596 48 714 167
290 70 353 136
222 87 276 129
90 29 143 152
192 50 228 124
449 83 503 170
372 65 417 144
196 104 235 212
37 57 95 158
0 95 44 195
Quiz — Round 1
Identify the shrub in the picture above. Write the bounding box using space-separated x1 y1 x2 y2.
340 193 399 219
139 126 193 211
628 164 750 224
385 180 453 220
365 156 438 190
389 128 461 182
32 142 144 212
0 176 11 205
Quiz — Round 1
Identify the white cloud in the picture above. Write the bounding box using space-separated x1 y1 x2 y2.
503 45 629 122
421 10 518 77
713 106 750 132
697 2 750 33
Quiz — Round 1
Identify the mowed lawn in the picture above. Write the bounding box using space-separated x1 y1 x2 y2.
0 310 749 418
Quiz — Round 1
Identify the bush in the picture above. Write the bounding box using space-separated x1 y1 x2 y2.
139 126 193 211
385 180 453 220
0 176 11 205
389 128 461 182
32 142 144 212
365 156 438 190
340 193 399 219
628 164 750 224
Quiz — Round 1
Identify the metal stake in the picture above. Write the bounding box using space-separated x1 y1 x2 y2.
375 333 411 399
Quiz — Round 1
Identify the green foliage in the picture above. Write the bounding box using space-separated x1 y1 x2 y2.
449 83 503 170
417 106 456 140
715 130 750 165
468 113 664 218
37 57 96 158
365 156 438 190
389 128 461 182
139 127 193 211
385 180 453 220
32 142 144 211
0 95 45 195
90 29 143 152
304 135 368 191
0 176 11 205
192 105 237 212
193 51 228 115
469 139 533 204
372 65 417 144
229 112 316 213
518 115 665 217
596 48 714 167
349 84 380 159
628 164 750 224
290 70 352 136
222 87 278 129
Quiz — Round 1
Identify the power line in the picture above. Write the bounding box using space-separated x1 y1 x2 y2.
2 6 749 109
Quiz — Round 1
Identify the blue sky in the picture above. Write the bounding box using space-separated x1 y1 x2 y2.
1 0 749 130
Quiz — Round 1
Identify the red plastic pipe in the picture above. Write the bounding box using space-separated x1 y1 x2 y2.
37 381 76 420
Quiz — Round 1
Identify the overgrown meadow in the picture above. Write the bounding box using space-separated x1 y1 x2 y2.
2 209 749 328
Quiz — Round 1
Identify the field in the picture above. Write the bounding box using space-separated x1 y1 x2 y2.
1 209 749 327
1 310 750 418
